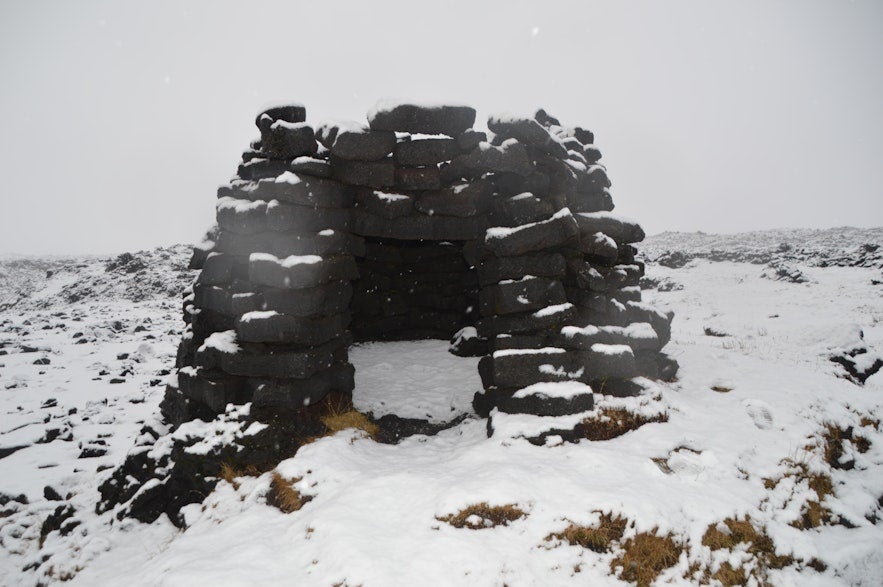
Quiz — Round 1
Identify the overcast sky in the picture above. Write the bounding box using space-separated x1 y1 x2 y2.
1 0 881 255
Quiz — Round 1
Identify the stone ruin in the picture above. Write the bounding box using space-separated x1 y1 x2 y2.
163 100 678 428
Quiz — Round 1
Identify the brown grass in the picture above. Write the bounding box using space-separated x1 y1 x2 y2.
316 395 379 439
548 512 629 553
700 516 828 584
267 472 310 513
612 530 684 587
710 385 733 393
437 503 527 529
765 460 835 530
219 462 261 488
702 518 793 569
582 408 668 441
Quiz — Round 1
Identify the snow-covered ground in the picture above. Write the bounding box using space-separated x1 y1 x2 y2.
1 232 882 586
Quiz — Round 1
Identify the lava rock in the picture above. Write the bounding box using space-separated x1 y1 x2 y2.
368 102 476 137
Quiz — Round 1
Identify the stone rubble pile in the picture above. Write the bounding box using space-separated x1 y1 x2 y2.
164 100 678 430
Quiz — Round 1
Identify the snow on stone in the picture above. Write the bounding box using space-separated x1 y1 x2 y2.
492 347 566 358
367 98 472 122
197 329 239 354
373 190 410 202
512 381 593 400
239 311 279 323
589 343 634 357
248 252 322 267
533 302 573 317
485 207 572 240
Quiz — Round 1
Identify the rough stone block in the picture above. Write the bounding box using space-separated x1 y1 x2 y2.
265 201 351 233
479 276 566 316
482 208 578 258
290 156 332 178
255 104 306 130
476 253 567 285
488 192 555 227
487 115 568 158
414 180 493 217
455 140 534 177
576 212 645 244
248 253 359 289
214 229 356 258
260 121 317 159
352 209 488 241
248 362 355 409
237 158 289 181
476 302 576 337
395 166 442 190
235 311 350 345
317 122 396 161
197 333 350 379
331 157 395 188
355 188 414 219
216 198 268 235
368 101 476 137
394 137 459 166
248 172 352 208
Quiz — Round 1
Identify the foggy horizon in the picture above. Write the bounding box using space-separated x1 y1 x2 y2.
1 0 881 255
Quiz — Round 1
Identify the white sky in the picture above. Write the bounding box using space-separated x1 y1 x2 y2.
1 0 881 255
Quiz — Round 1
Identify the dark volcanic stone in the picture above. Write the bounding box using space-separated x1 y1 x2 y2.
197 336 351 379
331 157 395 188
368 102 476 137
352 209 488 241
317 122 396 161
449 327 489 357
482 208 579 258
245 172 352 208
567 189 614 213
260 121 317 159
290 156 332 178
395 166 442 191
394 137 459 166
249 253 359 289
214 229 359 258
575 212 645 244
237 158 290 181
496 386 594 417
478 276 567 316
255 104 306 130
456 141 534 177
265 202 351 233
488 192 556 227
415 180 494 217
235 312 350 346
457 129 487 152
487 115 567 158
475 302 576 338
249 362 355 409
355 188 414 219
476 253 567 285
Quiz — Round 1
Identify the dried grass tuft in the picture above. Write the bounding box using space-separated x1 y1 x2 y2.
548 512 629 553
437 503 527 529
612 530 684 587
267 472 309 514
582 408 668 441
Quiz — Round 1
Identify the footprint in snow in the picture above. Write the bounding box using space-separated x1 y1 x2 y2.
743 399 774 430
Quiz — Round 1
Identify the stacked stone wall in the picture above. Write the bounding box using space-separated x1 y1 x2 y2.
162 100 678 428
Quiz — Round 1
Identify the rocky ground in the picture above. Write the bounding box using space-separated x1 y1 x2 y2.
1 229 881 586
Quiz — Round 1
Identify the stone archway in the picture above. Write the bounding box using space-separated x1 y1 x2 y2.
164 101 678 431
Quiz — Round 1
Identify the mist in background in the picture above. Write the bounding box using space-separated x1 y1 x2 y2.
1 0 881 255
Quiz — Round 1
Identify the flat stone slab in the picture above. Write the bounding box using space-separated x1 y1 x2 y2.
368 101 476 137
248 253 359 289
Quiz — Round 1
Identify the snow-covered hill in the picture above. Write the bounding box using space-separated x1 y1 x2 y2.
1 230 882 586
